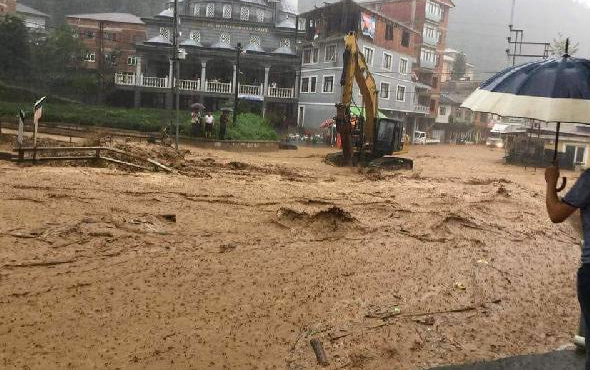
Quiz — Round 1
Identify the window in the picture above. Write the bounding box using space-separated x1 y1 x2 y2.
193 4 200 16
401 31 410 47
127 56 137 66
362 47 374 66
380 82 390 99
249 34 261 47
104 32 116 41
385 23 394 40
301 76 317 93
396 85 406 101
240 7 249 21
84 52 96 62
399 58 408 74
223 4 232 18
160 27 170 40
383 53 393 70
256 9 265 22
280 38 291 48
439 106 447 116
190 31 201 42
302 47 319 64
220 32 231 44
325 44 336 62
323 76 334 93
432 77 439 88
206 3 215 17
84 30 95 39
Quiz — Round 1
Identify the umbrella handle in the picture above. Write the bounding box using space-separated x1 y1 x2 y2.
556 177 567 193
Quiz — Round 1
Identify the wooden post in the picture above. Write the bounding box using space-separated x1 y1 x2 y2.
310 339 329 366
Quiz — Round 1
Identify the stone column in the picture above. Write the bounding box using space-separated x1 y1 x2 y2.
294 70 301 99
133 56 142 108
200 61 207 91
263 66 271 96
168 59 174 89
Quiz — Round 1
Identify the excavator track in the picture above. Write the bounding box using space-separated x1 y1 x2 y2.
324 152 413 170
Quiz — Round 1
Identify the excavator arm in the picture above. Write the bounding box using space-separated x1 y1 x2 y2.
336 32 379 163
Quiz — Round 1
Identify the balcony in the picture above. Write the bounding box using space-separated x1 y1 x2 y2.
415 105 430 114
114 73 295 99
422 32 438 47
425 8 442 22
268 86 295 99
420 58 436 70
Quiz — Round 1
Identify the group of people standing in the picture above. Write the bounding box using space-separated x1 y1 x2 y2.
191 109 230 140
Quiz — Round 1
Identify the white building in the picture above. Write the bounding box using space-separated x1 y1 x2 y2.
16 3 49 33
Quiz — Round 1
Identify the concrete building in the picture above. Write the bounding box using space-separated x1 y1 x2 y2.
0 0 16 15
16 3 49 34
441 48 474 82
66 13 146 74
114 0 302 121
359 0 455 131
298 0 423 132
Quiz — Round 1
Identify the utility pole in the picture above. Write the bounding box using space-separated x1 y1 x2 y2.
233 42 242 126
98 21 105 104
172 0 180 150
507 1 550 65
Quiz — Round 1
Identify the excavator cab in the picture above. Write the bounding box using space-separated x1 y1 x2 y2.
374 118 405 156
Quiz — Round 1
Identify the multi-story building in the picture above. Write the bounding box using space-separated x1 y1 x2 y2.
114 0 301 120
66 13 146 74
16 3 49 34
298 0 422 133
0 0 16 15
441 48 474 82
359 0 455 132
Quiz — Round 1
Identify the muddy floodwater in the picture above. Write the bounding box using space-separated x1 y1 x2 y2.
0 140 582 369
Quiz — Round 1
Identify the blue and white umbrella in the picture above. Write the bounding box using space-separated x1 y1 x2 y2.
462 41 590 191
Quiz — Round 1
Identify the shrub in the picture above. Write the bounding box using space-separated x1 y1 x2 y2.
227 113 278 141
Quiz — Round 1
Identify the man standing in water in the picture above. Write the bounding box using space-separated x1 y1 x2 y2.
545 164 590 369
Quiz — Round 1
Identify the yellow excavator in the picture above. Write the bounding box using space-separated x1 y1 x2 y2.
327 32 413 170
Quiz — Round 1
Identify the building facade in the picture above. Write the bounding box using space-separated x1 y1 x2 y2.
66 13 146 75
114 0 301 121
0 0 16 15
360 0 455 132
298 0 422 132
16 3 49 34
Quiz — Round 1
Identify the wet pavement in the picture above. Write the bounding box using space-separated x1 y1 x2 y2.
430 350 585 370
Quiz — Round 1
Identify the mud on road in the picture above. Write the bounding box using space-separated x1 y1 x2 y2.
0 142 582 369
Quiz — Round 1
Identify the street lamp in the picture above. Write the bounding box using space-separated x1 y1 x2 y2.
233 42 242 125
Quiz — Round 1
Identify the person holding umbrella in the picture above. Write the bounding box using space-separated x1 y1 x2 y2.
462 40 590 368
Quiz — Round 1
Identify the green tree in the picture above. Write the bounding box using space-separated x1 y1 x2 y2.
0 16 30 79
451 52 467 81
550 33 579 56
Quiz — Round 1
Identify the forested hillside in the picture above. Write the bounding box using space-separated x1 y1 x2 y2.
19 0 166 24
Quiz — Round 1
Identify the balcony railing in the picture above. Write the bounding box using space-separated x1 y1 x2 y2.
415 105 430 114
422 33 438 47
420 58 436 70
179 79 200 91
268 87 295 99
425 9 442 22
115 73 136 86
115 74 294 99
239 84 262 96
143 76 168 88
206 81 232 94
